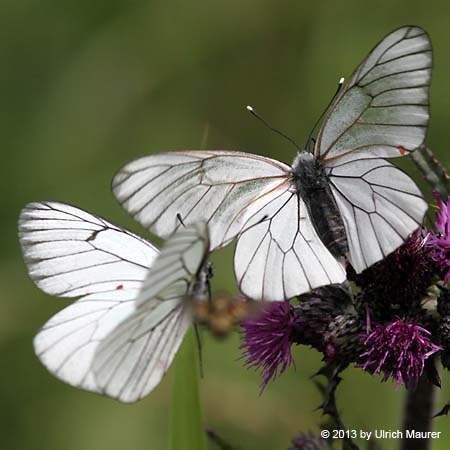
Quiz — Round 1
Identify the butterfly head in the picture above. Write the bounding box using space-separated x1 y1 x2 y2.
290 151 329 195
291 151 315 167
291 151 320 176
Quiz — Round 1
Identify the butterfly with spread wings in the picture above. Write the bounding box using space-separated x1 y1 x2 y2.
112 25 431 301
19 202 212 402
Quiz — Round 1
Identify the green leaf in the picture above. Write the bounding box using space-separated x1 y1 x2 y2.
169 326 207 450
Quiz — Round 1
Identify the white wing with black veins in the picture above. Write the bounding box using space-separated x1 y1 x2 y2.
112 150 290 250
19 202 158 393
93 223 209 402
315 26 431 166
327 159 427 272
234 184 346 301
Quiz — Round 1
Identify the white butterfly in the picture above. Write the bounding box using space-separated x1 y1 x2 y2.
19 202 211 402
112 26 431 301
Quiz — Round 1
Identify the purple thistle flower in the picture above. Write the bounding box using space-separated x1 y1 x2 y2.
426 192 450 283
359 319 442 388
240 301 298 391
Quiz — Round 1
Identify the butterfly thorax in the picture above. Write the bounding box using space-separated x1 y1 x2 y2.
290 152 348 258
189 262 213 304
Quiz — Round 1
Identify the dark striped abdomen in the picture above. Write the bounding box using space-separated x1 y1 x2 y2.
306 187 348 258
291 152 348 258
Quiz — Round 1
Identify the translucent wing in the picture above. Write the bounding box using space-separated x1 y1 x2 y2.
19 201 159 393
327 159 427 272
112 150 290 249
234 184 346 301
315 26 431 166
93 223 209 402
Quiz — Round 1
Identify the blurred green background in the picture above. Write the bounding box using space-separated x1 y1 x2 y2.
1 0 450 449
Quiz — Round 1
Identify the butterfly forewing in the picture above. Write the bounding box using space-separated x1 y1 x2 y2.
19 202 159 394
19 202 158 297
315 26 431 166
93 222 210 402
112 151 290 250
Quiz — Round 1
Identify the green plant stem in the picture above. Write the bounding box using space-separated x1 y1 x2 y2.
169 327 207 450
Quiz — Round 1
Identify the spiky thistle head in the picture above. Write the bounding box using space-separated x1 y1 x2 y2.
240 301 298 391
239 285 364 390
358 319 441 388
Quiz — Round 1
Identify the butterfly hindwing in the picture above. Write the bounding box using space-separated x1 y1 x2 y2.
234 184 346 301
32 291 139 392
92 297 191 403
328 159 427 272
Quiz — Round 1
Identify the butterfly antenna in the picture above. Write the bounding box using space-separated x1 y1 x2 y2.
305 77 345 152
246 105 302 152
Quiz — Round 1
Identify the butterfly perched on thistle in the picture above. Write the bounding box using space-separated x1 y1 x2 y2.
111 25 431 301
19 202 215 402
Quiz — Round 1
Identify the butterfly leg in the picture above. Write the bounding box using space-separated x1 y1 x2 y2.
194 322 204 378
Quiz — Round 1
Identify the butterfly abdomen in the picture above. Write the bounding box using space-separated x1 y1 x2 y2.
311 194 348 258
291 152 348 258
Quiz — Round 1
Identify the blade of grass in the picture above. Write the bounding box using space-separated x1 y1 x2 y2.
169 326 207 450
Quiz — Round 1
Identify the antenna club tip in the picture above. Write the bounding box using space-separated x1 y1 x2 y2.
339 77 345 84
246 105 254 111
